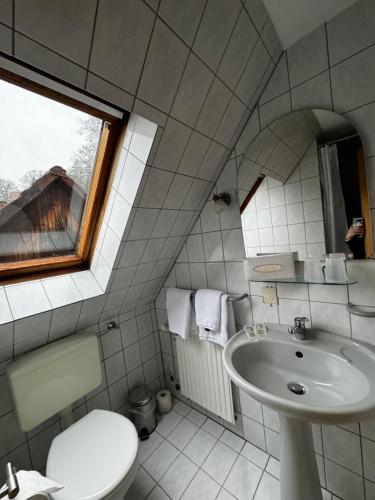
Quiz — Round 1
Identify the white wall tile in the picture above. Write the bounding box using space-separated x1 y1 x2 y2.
303 199 323 222
6 282 51 320
351 312 375 346
203 232 224 262
310 301 351 337
325 459 365 500
242 415 266 450
287 25 328 87
129 115 158 164
323 425 362 475
288 223 306 244
271 206 287 226
0 289 12 325
278 298 310 325
259 227 274 246
273 226 289 245
308 284 348 304
305 221 325 243
286 202 304 224
276 283 308 300
284 182 302 204
348 260 375 307
117 152 146 205
42 275 83 309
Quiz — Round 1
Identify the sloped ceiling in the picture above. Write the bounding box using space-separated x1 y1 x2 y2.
263 0 359 48
1 0 282 318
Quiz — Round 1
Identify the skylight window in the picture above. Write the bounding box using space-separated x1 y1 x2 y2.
0 69 122 281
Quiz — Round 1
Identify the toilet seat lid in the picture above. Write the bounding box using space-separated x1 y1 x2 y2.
46 409 138 500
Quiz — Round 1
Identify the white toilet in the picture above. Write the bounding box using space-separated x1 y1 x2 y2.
7 334 138 500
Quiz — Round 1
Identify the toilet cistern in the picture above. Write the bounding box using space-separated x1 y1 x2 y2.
7 335 139 500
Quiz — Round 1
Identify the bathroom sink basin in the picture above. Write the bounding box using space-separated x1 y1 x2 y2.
223 323 375 424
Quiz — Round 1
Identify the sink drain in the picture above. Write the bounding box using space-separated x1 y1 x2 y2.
287 382 306 395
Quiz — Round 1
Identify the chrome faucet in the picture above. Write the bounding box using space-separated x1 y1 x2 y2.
0 463 19 499
288 317 309 341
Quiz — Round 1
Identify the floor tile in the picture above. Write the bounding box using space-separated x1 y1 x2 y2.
220 429 245 452
173 399 191 416
241 442 269 469
138 431 164 464
167 418 199 450
224 455 263 500
159 453 198 499
125 467 155 499
184 428 217 466
181 469 220 500
128 400 288 500
217 488 236 499
143 440 180 481
186 408 207 427
253 472 280 500
156 410 184 437
202 418 225 438
147 485 171 499
202 441 238 485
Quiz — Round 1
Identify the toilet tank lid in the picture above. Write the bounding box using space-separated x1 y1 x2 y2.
7 334 97 379
47 410 138 500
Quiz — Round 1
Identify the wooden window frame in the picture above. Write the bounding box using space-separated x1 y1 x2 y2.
0 67 125 283
240 175 265 214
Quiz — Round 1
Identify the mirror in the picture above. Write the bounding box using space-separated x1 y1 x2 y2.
238 109 372 261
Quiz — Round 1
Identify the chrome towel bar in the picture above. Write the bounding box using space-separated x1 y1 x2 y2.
190 291 249 303
346 302 375 318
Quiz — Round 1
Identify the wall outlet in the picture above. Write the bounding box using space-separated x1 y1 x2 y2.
261 286 278 305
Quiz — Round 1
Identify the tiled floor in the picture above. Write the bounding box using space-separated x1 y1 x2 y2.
125 401 338 500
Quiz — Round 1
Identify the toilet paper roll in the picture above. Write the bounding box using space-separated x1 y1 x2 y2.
3 470 63 500
156 389 172 414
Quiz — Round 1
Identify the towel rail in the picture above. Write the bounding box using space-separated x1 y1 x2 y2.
346 302 375 317
227 293 249 302
190 291 249 303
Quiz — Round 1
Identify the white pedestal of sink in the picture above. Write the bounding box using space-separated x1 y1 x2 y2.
279 416 322 500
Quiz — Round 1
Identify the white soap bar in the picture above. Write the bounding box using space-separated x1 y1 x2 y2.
244 325 255 337
254 323 267 336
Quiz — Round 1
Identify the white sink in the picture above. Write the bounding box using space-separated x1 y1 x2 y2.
223 323 375 500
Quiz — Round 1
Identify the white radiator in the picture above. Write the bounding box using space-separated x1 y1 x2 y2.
175 335 235 424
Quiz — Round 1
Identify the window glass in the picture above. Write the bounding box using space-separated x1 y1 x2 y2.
0 79 103 263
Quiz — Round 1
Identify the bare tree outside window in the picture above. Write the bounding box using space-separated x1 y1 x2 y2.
0 178 17 204
68 116 102 192
18 169 45 191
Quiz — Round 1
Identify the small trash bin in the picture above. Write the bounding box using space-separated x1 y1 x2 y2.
129 385 156 440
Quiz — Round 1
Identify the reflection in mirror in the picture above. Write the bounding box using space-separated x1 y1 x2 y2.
238 110 372 261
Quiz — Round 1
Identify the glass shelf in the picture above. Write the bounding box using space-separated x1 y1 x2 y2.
249 276 357 285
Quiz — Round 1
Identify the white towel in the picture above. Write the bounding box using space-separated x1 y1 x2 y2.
166 287 193 339
199 293 236 346
195 289 223 331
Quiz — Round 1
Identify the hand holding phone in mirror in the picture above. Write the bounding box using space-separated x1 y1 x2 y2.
346 218 365 241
